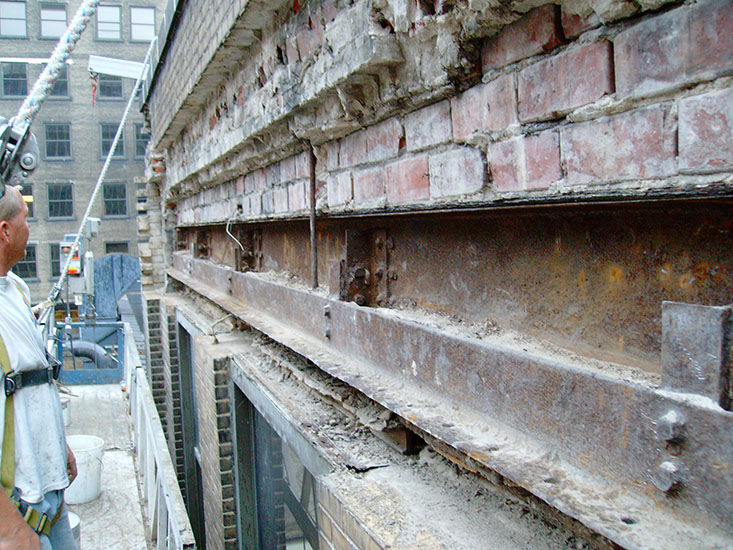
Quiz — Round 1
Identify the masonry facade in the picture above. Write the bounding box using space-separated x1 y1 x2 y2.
138 1 733 549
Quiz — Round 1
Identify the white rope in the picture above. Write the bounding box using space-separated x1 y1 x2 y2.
46 38 158 307
16 0 101 122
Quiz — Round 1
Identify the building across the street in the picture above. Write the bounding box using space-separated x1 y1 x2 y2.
0 0 164 300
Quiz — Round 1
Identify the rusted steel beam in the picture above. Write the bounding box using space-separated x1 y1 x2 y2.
168 255 732 550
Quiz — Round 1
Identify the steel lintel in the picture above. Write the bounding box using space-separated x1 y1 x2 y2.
168 254 732 550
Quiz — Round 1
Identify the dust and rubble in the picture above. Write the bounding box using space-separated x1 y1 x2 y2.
233 327 615 549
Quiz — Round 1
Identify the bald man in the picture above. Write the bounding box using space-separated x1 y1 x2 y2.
0 185 77 550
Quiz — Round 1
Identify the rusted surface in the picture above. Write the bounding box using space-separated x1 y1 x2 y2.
167 260 732 549
178 200 733 373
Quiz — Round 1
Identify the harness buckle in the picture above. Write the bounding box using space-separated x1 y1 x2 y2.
4 373 17 397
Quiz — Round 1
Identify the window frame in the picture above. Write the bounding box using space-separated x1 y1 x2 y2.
100 123 124 159
97 73 123 99
105 241 129 255
102 182 128 217
47 182 74 219
39 3 66 39
46 63 69 98
1 61 27 97
13 243 38 280
44 122 72 160
129 5 155 42
134 123 149 158
0 1 27 38
96 4 121 41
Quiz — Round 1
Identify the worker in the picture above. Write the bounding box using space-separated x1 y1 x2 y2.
0 184 78 550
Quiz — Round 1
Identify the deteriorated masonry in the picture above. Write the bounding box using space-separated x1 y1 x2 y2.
137 0 733 549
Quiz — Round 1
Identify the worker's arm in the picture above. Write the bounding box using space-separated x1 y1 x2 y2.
0 490 40 550
66 443 77 484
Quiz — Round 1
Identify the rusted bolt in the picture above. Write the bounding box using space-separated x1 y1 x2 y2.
375 237 384 248
323 305 331 318
353 266 369 279
653 460 683 493
324 328 331 339
390 271 398 281
658 410 685 442
386 237 394 250
354 294 367 306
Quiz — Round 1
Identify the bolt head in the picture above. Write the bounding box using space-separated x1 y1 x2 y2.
658 410 685 442
354 294 367 306
653 460 683 493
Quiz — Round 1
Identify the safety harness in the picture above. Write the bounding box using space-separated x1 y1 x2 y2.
0 282 62 537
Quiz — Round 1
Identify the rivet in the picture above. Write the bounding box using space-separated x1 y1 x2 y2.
653 459 683 493
323 305 331 317
658 410 685 442
354 294 367 306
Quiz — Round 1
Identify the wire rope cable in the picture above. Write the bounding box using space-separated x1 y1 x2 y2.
16 0 101 123
39 38 158 314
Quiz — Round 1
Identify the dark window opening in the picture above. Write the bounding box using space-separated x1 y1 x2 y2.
13 244 37 279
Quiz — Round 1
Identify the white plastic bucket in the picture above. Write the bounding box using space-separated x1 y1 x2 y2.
67 510 81 549
65 435 104 504
60 397 70 427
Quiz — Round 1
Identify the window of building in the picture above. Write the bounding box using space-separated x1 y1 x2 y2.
48 182 73 218
98 74 122 98
45 123 71 158
134 123 149 157
232 375 325 550
105 241 128 254
0 1 26 37
101 123 124 157
40 4 66 38
13 244 37 279
50 243 60 277
130 6 154 42
1 62 27 96
47 63 68 97
21 183 33 218
103 182 127 216
96 4 120 40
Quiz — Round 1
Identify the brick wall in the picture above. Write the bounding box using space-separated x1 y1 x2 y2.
161 298 186 490
169 0 732 229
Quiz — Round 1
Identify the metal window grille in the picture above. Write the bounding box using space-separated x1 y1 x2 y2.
48 183 74 218
1 62 27 96
0 1 26 37
103 182 127 216
45 123 71 158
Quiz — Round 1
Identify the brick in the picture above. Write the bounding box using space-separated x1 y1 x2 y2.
327 171 352 206
481 5 564 71
340 130 368 167
286 34 300 64
385 156 430 203
679 87 733 173
235 176 244 195
429 147 485 198
561 105 675 185
615 0 733 97
297 20 325 59
253 168 267 190
266 163 281 187
280 156 296 182
325 140 340 171
288 181 308 211
490 132 561 191
273 186 288 213
451 74 517 141
518 41 614 122
561 9 600 39
405 100 452 152
366 117 403 163
295 151 310 179
353 167 387 203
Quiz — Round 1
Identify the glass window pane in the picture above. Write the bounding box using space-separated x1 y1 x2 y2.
103 182 127 216
47 64 68 96
98 74 122 98
135 124 149 157
45 123 71 158
101 123 124 157
0 1 26 37
97 5 120 39
50 243 60 277
105 242 129 254
2 62 27 96
13 245 37 279
48 183 74 218
21 183 33 218
41 6 66 38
